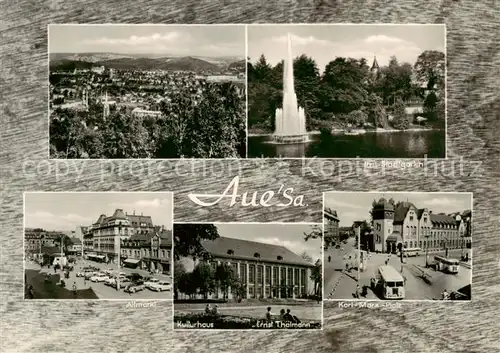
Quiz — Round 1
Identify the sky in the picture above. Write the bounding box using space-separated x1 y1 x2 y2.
24 192 173 231
214 223 322 264
49 24 245 57
247 24 445 72
324 192 472 227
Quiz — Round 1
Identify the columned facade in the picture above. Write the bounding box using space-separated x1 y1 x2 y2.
201 257 312 300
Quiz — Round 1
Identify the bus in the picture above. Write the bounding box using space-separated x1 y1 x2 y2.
434 256 460 274
403 248 422 257
371 265 405 299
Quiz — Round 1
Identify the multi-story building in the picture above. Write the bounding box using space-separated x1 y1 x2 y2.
67 237 82 255
324 207 340 245
369 197 467 253
24 229 62 258
90 209 155 264
179 237 315 300
121 230 172 275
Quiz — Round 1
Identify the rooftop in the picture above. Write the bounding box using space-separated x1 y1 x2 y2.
200 237 314 267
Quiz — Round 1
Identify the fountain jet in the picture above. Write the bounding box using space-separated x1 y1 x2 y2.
273 33 308 144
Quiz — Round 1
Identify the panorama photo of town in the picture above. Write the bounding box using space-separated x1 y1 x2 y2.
247 24 446 158
323 192 472 301
48 25 246 159
24 192 173 299
173 223 322 330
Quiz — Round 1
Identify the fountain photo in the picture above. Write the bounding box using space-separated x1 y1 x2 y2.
247 24 446 158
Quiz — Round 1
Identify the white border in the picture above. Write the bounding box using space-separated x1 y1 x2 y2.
171 221 324 331
23 191 174 302
47 23 248 160
46 23 447 161
321 191 473 303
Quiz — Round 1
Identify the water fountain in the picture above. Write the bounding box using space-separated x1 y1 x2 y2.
273 33 309 144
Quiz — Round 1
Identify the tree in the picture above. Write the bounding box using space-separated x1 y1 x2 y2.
414 50 445 92
310 259 322 298
215 263 237 300
173 261 186 300
192 262 215 300
54 234 71 253
346 110 367 127
391 98 410 130
367 93 388 128
173 224 220 261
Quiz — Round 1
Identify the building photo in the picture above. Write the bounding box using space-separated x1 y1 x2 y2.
24 192 173 300
48 24 246 159
324 192 472 301
247 24 446 158
173 223 322 330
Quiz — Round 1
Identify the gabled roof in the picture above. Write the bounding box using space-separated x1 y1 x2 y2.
430 213 456 226
393 202 417 224
200 237 313 267
324 207 339 220
127 214 154 228
111 209 127 220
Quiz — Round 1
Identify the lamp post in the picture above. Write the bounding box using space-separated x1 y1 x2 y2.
116 236 121 292
425 233 429 267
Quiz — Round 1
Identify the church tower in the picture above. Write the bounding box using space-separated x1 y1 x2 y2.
370 55 380 76
372 198 394 252
103 91 110 119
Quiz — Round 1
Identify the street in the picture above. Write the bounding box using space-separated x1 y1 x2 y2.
358 249 472 300
324 237 359 299
25 259 173 299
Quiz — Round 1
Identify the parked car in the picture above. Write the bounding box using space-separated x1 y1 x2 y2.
90 274 109 282
84 271 99 280
124 281 145 293
114 279 131 289
144 278 160 289
148 281 172 292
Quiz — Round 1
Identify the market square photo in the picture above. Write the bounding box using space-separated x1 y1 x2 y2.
324 192 472 301
24 192 173 299
173 223 323 330
48 24 246 159
247 24 446 158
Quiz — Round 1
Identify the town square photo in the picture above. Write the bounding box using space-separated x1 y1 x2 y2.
173 223 322 330
324 192 472 301
247 24 446 158
48 24 246 159
24 192 173 299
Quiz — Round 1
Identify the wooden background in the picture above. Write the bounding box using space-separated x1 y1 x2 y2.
1 0 500 352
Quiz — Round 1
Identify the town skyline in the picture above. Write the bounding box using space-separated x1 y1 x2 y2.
24 193 173 231
248 24 445 72
325 192 472 227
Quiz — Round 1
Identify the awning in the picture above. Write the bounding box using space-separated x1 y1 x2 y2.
124 258 140 264
386 235 400 242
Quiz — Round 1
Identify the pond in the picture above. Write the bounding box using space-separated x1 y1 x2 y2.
247 130 445 158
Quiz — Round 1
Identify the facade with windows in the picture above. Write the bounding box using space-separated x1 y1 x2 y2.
369 198 470 253
324 207 340 244
24 229 61 259
121 230 172 275
179 237 315 300
89 209 156 264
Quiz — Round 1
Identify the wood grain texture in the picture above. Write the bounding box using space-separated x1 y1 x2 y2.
1 0 500 352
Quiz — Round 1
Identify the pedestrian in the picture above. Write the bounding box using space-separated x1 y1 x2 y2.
73 282 77 297
328 255 331 262
84 277 87 287
385 259 389 265
355 284 360 298
205 304 212 314
442 289 449 300
211 305 218 315
265 307 272 321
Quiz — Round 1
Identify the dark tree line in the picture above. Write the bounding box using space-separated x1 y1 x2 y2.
50 82 246 158
248 50 445 132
